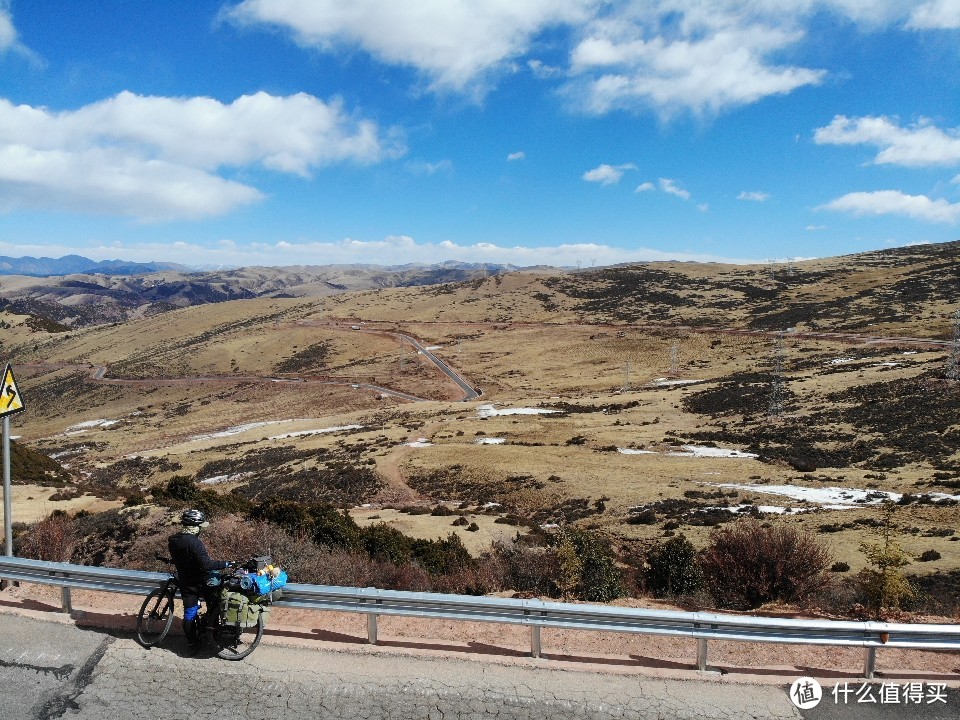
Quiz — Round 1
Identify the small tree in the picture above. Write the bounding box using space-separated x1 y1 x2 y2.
646 534 703 597
700 519 831 610
857 502 915 617
552 528 624 602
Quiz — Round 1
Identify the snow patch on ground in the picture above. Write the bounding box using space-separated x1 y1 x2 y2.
269 424 363 440
477 404 557 418
190 421 279 441
708 483 907 509
650 378 702 386
475 437 505 444
64 419 120 435
827 357 857 365
617 448 657 455
200 472 253 485
667 445 758 459
403 438 433 447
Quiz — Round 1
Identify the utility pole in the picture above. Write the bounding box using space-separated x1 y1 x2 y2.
670 343 679 376
768 332 785 418
947 310 960 381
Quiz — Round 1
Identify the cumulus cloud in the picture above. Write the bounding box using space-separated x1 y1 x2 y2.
738 191 770 201
820 190 960 223
814 115 960 167
635 181 655 192
507 151 526 161
227 0 594 92
0 91 402 221
659 178 690 200
907 0 960 28
224 1 943 118
583 162 636 185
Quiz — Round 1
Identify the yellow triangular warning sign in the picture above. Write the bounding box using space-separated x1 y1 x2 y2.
1 364 25 418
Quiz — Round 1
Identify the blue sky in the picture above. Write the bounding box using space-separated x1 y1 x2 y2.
0 1 959 269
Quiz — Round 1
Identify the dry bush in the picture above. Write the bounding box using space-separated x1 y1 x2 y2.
700 520 832 610
487 539 558 597
16 511 77 562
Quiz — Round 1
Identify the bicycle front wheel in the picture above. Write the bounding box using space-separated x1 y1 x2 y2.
213 613 264 660
136 587 175 647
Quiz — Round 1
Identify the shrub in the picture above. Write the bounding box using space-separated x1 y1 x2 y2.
488 539 557 597
919 550 941 562
645 534 703 597
700 520 832 610
360 522 413 565
16 510 76 562
831 561 850 573
412 533 473 576
552 528 624 602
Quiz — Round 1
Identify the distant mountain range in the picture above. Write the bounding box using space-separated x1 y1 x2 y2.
0 254 187 277
0 255 547 327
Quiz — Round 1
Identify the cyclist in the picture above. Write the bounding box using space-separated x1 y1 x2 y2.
168 509 232 651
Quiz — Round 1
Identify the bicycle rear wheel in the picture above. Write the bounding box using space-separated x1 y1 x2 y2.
136 587 175 646
212 613 264 660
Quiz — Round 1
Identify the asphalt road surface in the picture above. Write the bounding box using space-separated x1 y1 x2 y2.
2 613 957 720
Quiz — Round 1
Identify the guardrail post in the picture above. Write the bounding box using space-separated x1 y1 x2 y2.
530 625 541 658
696 638 708 671
60 586 72 613
367 613 378 645
863 647 876 679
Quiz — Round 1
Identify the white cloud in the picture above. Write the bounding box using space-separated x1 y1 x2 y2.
568 10 825 116
0 145 261 221
527 59 562 79
0 5 15 51
507 151 526 161
821 190 960 223
907 0 960 28
738 191 770 201
806 224 828 231
635 181 655 192
814 115 960 167
405 159 453 175
583 162 636 185
227 0 594 93
0 91 402 221
659 178 690 200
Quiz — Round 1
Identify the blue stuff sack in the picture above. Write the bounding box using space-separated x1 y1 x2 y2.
252 569 287 595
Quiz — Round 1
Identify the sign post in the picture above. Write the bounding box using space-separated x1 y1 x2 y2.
1 364 25 578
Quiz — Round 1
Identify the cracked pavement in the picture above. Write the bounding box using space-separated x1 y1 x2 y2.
2 613 803 720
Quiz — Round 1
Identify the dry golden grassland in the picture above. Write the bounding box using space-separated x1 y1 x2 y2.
3 249 959 583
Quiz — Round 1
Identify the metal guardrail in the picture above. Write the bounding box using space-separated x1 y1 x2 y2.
2 556 957 678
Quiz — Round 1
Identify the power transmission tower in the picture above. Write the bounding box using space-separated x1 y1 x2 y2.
947 310 960 381
768 331 786 418
669 343 679 376
621 361 631 393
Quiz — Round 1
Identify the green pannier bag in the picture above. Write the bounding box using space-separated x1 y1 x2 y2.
220 589 268 628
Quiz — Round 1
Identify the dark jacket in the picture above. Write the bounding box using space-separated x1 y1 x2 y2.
168 531 228 592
